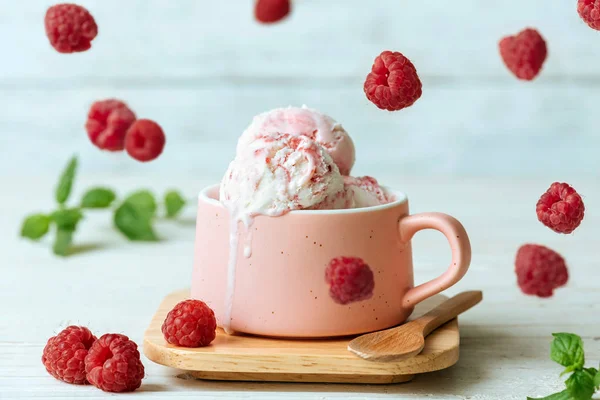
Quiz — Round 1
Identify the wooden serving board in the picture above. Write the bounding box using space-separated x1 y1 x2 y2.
143 289 460 384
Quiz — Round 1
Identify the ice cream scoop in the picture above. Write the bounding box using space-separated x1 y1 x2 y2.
237 106 355 175
220 132 345 224
344 176 394 208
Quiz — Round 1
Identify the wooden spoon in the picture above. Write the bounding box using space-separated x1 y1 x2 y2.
348 291 482 362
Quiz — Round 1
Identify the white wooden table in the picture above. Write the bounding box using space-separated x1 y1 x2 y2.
2 175 597 399
2 1 600 398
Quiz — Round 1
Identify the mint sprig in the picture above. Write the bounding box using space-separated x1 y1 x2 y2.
551 333 585 375
164 190 186 218
20 155 190 256
529 333 600 400
21 214 51 240
81 188 116 208
528 390 571 400
55 156 77 205
113 191 159 241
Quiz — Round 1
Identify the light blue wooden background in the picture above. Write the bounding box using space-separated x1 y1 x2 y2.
1 0 599 180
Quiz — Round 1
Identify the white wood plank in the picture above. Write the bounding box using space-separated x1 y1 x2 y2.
1 83 599 177
0 0 598 83
1 177 599 397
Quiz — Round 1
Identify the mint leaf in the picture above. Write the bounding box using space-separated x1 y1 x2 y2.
566 369 595 400
50 209 82 256
164 190 186 218
20 214 51 240
124 190 156 218
53 228 74 256
527 389 572 400
113 202 158 241
51 208 83 229
594 367 600 388
81 187 116 208
551 333 585 372
55 156 78 205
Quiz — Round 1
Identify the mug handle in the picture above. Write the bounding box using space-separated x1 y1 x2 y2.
398 212 472 309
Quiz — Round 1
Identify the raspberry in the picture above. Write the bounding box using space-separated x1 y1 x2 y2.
124 119 166 162
325 256 375 305
255 0 291 24
42 326 96 384
44 4 98 53
515 244 568 298
84 334 144 393
363 51 422 111
85 99 136 151
578 0 600 30
162 300 217 347
536 182 585 234
499 28 547 81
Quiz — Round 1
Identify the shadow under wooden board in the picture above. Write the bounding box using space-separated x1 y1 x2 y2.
143 289 460 384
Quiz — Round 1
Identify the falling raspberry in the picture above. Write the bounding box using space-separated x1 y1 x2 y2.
325 256 375 305
85 99 136 152
363 51 422 111
536 182 585 234
44 3 98 53
42 326 97 384
578 0 600 30
515 244 568 298
255 0 291 24
124 119 166 162
84 333 144 393
499 28 547 81
162 299 217 347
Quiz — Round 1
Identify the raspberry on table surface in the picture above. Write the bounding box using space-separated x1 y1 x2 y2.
498 28 547 81
42 326 97 385
363 50 422 111
325 256 375 305
45 3 98 53
536 182 585 234
515 244 568 298
125 119 166 162
162 299 217 347
255 0 291 24
578 0 600 30
85 99 136 152
84 333 144 393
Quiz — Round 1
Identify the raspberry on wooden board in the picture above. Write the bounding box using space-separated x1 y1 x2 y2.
162 299 217 347
45 3 98 53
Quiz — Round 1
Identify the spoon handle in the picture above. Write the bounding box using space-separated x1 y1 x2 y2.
417 291 482 336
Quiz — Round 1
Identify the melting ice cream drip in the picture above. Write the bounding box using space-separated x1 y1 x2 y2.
222 208 255 334
223 217 239 334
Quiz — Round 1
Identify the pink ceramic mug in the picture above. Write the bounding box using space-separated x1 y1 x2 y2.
191 184 471 337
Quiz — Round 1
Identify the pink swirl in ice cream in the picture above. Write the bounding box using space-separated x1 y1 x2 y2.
309 176 394 210
237 106 355 175
221 132 345 223
343 176 394 207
